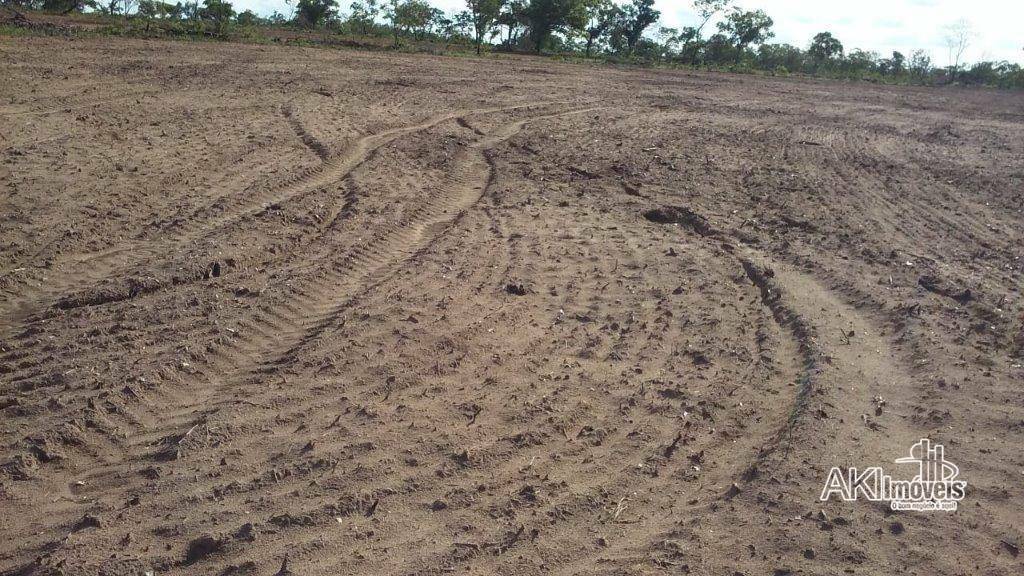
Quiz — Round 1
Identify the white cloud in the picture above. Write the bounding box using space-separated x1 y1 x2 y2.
231 0 1024 64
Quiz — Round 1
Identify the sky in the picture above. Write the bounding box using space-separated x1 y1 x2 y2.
237 0 1024 65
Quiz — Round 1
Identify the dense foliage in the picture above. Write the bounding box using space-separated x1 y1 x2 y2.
5 0 1022 88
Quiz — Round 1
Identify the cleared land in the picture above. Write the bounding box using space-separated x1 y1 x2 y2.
1 36 1023 576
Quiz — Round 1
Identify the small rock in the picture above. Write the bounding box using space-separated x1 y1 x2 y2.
724 483 741 499
73 513 102 531
234 522 257 542
518 485 537 502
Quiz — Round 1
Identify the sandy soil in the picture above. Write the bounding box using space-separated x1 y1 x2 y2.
1 35 1023 576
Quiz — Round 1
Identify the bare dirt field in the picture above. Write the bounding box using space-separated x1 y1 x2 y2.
1 36 1023 576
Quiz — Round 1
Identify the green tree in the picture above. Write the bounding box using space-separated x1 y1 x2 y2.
756 43 804 73
702 32 737 64
409 0 436 37
40 0 97 13
526 0 587 54
235 8 259 25
808 31 842 66
679 0 730 63
909 49 932 77
616 0 659 54
655 26 679 55
672 26 704 63
295 0 338 28
880 50 905 75
453 9 474 37
386 0 401 44
467 0 503 55
389 0 433 43
138 0 177 17
348 0 381 34
496 0 528 47
200 0 233 33
180 0 200 20
717 7 774 62
582 0 619 57
426 6 446 35
843 48 878 74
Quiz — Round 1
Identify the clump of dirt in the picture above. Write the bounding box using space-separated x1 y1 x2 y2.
642 205 716 236
185 534 226 565
918 274 973 304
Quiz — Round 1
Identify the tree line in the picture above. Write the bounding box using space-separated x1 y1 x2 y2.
8 0 1023 88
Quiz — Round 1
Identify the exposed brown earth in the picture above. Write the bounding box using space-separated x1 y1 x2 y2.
1 35 1023 576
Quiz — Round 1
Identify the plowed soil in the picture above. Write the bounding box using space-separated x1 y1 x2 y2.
2 36 1023 576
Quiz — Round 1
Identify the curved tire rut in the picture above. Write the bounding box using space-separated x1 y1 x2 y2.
18 106 602 510
735 245 924 484
0 101 580 340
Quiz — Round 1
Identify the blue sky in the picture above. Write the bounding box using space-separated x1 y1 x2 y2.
237 0 1023 64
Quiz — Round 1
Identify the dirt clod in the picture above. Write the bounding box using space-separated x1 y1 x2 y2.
505 283 527 296
642 206 715 236
73 514 102 531
185 535 226 565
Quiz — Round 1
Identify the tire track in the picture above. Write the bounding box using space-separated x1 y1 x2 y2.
634 202 818 500
16 107 601 509
0 90 158 117
2 111 571 549
741 248 923 469
167 106 603 417
0 101 580 339
281 100 330 160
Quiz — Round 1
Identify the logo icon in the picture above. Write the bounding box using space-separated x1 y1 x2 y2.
895 438 960 483
820 439 967 511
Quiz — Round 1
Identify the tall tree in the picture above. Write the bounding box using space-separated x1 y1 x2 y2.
200 0 233 33
403 0 433 34
808 31 842 65
909 49 932 76
619 0 659 54
880 50 905 74
525 0 587 54
295 0 338 27
386 0 402 45
943 19 973 80
717 7 773 62
582 0 619 57
348 0 381 34
235 8 259 24
467 0 503 55
679 0 730 62
496 0 527 47
40 0 97 13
